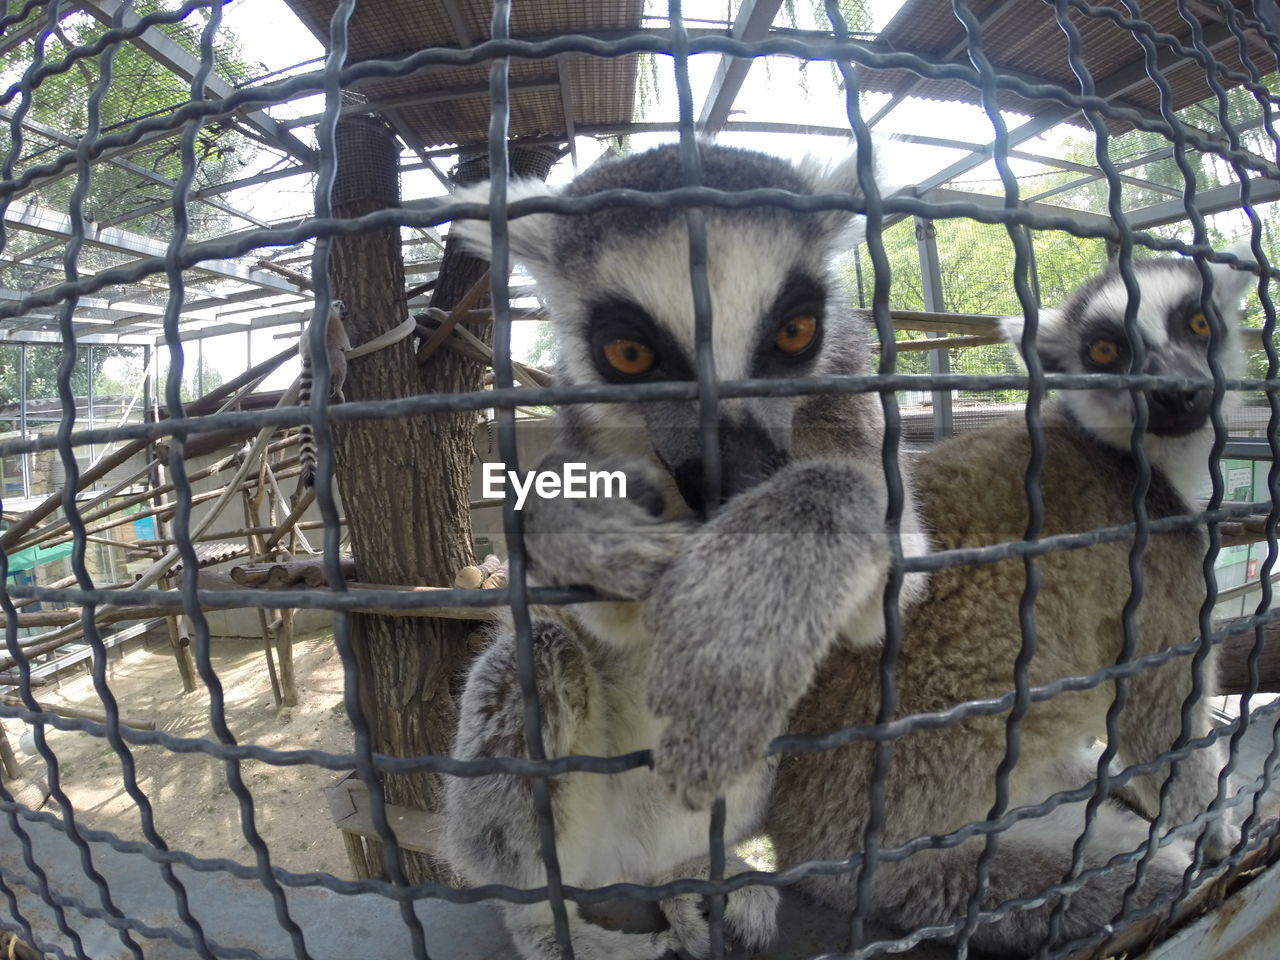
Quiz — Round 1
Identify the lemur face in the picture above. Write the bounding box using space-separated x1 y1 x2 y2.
1002 254 1256 439
451 143 871 516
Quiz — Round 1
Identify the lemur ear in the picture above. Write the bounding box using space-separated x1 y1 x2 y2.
998 308 1062 362
1207 240 1260 317
798 151 874 247
449 179 559 269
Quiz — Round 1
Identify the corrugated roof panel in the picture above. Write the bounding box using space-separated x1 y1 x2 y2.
285 0 644 148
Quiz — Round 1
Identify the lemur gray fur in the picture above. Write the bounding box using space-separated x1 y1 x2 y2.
442 142 928 960
295 300 351 496
769 252 1258 955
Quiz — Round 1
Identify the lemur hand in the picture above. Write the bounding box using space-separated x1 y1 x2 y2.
524 453 695 600
645 459 893 809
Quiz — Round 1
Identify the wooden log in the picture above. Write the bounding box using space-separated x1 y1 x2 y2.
342 582 500 620
888 335 1004 352
481 567 509 590
232 558 357 589
0 674 47 687
1215 616 1280 694
301 557 357 587
229 565 272 586
11 572 80 610
454 554 502 589
0 694 156 731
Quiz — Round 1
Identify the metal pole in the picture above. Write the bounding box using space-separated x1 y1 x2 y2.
86 344 95 469
1023 225 1042 307
914 217 953 440
18 343 28 499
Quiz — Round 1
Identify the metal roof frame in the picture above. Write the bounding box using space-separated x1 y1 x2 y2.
0 3 1273 348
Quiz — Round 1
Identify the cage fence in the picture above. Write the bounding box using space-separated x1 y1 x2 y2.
0 1 1276 959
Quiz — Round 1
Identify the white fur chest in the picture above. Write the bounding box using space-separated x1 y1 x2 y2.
554 627 773 887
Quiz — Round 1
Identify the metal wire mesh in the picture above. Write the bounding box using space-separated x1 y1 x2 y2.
0 1 1277 959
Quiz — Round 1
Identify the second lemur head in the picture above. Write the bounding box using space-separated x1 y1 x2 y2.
450 142 872 516
1001 251 1256 446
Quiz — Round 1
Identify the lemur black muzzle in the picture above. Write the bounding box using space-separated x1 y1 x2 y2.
1144 387 1213 436
671 419 788 518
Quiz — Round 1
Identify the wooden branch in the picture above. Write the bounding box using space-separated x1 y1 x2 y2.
157 427 301 462
230 558 357 589
0 344 297 551
415 269 491 364
343 582 499 620
0 694 156 731
888 335 1004 352
483 363 552 387
264 488 315 551
38 468 301 550
254 258 314 291
11 572 80 610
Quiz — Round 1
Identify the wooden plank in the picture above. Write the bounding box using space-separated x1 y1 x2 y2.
323 771 445 858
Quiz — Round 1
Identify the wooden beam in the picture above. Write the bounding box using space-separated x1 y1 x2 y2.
698 0 785 134
557 57 578 168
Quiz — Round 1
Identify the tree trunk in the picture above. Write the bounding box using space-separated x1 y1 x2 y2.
328 117 556 883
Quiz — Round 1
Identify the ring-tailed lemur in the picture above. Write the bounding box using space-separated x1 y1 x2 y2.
769 252 1258 955
294 300 351 498
443 143 927 959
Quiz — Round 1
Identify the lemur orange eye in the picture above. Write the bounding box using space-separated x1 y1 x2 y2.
776 314 818 355
602 339 655 376
1088 339 1120 365
1189 312 1211 337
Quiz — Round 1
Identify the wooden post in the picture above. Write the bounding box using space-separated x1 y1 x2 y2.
243 492 282 709
275 606 298 708
326 120 558 882
153 460 197 694
0 727 19 781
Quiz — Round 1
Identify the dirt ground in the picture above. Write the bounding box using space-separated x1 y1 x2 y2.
1 631 355 877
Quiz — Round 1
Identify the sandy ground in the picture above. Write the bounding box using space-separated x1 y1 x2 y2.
1 632 354 877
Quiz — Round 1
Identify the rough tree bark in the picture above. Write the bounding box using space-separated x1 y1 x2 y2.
328 116 556 883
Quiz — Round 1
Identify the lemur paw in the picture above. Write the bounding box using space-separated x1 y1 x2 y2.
645 566 784 808
651 706 778 811
658 862 779 957
1201 808 1242 862
524 455 694 599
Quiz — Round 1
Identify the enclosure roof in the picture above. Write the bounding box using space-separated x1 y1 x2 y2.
283 0 643 150
861 0 1272 133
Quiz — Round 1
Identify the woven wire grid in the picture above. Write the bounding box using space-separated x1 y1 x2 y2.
0 1 1277 959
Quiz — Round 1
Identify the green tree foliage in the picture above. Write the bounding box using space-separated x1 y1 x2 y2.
0 2 259 252
0 3 261 415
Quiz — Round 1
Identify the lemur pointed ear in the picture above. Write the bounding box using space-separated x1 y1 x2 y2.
798 151 876 246
998 308 1062 361
1208 240 1260 316
448 179 559 269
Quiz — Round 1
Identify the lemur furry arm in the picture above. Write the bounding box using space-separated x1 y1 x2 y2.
645 457 892 809
521 443 695 600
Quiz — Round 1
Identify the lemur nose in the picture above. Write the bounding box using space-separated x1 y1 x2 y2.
1149 389 1197 413
1145 388 1212 435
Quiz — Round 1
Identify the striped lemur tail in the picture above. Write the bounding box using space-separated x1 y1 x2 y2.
296 300 351 496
